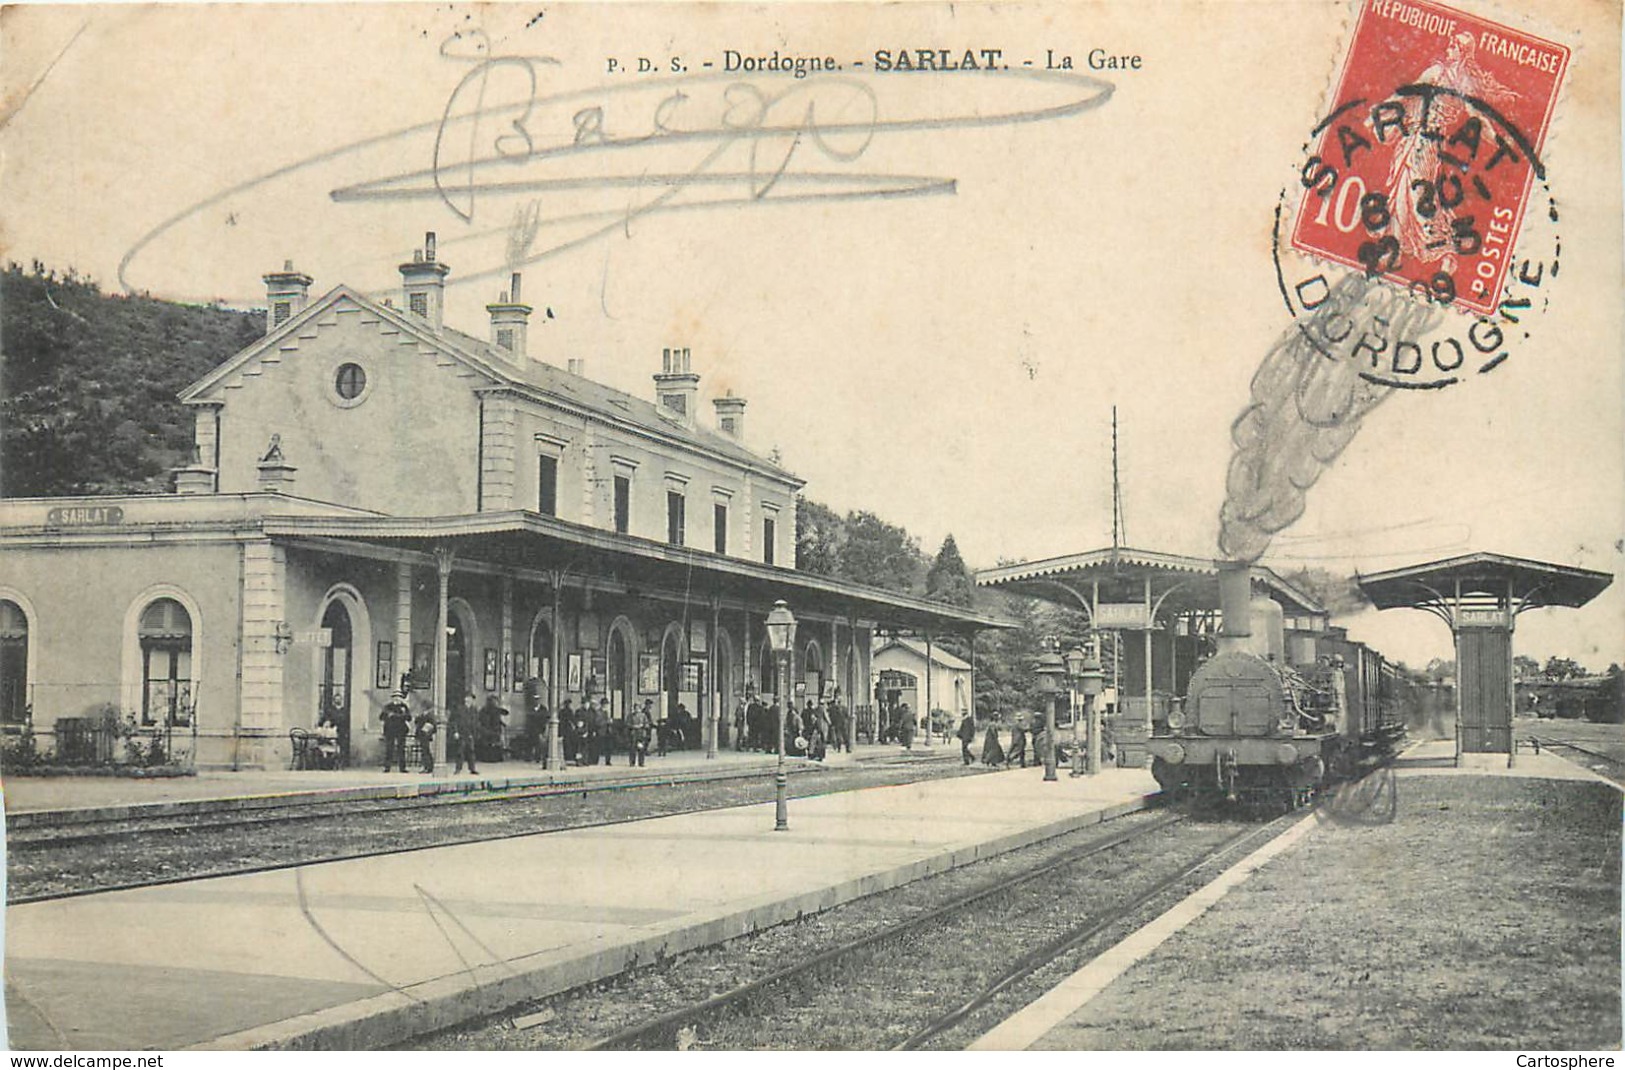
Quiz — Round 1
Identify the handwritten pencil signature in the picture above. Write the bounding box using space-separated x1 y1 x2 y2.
119 29 1114 297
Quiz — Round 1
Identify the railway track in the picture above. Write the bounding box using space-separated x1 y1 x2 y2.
6 764 835 850
576 805 1287 1052
7 759 982 906
1528 736 1625 787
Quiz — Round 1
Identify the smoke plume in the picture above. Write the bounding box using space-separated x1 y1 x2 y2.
1218 273 1442 564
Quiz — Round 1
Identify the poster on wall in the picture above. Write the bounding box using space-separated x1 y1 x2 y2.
590 656 607 693
411 643 433 689
690 620 707 655
511 652 529 693
375 641 393 690
638 652 660 694
483 648 499 693
566 653 583 693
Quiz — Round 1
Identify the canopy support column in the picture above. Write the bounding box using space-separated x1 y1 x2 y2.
433 545 453 764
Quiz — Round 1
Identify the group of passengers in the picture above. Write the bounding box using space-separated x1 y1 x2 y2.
732 693 850 761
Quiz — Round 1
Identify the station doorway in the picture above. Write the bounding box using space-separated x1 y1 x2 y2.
318 600 353 761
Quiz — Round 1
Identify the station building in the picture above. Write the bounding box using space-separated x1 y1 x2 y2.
0 235 1002 769
870 636 975 733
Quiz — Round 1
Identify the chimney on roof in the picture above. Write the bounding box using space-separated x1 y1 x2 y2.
486 271 533 361
255 434 297 493
567 357 585 377
654 346 700 425
713 389 746 440
262 259 313 335
399 230 450 331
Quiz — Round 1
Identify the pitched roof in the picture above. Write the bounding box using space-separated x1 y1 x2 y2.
874 636 974 671
179 285 800 484
439 324 799 482
975 545 1329 618
1358 552 1614 611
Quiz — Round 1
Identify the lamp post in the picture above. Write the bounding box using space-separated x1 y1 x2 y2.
1079 647 1105 770
1065 645 1086 777
766 600 797 832
1034 649 1064 782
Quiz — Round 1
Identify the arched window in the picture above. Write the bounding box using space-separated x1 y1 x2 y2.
0 600 28 723
139 598 193 726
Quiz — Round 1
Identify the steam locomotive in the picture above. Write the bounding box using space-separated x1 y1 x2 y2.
1146 566 1407 806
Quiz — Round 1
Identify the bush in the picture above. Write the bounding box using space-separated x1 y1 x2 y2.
0 721 46 771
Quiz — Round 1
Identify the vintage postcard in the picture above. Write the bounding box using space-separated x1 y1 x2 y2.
0 0 1620 1056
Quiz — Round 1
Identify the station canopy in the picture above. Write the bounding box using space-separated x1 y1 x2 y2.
975 545 1327 625
1357 551 1613 622
263 509 1013 635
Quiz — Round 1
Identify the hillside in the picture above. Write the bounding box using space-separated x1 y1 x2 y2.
0 263 264 497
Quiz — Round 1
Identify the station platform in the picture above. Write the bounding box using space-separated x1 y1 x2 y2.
3 762 1159 1050
973 738 1618 1051
1390 737 1617 783
1 742 946 827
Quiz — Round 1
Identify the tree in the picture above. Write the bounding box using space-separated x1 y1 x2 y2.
837 511 926 593
794 496 842 576
925 534 974 608
1543 655 1586 680
1281 567 1371 617
971 589 1093 719
1513 655 1542 680
1424 658 1455 685
1 263 262 497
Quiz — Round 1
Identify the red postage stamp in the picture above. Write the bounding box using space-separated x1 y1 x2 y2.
1290 0 1569 316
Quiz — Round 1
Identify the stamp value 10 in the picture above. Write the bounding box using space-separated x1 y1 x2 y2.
1290 0 1569 317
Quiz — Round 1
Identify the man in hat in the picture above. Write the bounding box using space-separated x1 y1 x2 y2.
628 699 653 767
452 694 480 775
956 710 978 765
595 698 615 765
558 698 577 764
381 690 412 772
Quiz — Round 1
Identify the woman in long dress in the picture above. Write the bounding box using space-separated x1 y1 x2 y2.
981 724 1005 766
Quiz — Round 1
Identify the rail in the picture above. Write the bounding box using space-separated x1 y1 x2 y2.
8 760 990 906
582 807 1270 1051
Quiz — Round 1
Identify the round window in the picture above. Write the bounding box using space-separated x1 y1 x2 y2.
334 363 367 401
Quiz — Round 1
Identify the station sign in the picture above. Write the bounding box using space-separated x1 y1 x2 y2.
1093 603 1150 629
296 628 334 647
1456 609 1510 629
46 505 125 526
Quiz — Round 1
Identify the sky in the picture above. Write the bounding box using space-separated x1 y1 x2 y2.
2 0 1621 670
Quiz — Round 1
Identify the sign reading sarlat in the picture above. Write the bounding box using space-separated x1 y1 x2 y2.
46 505 126 527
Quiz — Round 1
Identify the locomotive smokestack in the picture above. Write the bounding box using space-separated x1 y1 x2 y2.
1218 563 1252 654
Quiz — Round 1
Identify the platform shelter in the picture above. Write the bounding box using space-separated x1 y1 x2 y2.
1358 552 1613 764
976 547 1327 765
